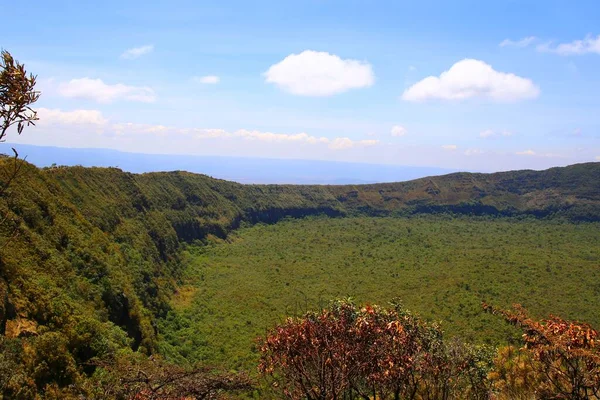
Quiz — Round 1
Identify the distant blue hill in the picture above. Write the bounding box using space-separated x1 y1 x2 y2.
0 143 454 184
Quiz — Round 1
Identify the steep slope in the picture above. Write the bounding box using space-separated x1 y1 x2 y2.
136 162 600 228
0 159 598 396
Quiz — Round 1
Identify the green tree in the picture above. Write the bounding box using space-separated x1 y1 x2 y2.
0 49 39 142
0 49 39 197
0 50 40 251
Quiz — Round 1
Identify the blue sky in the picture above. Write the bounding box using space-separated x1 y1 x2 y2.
4 0 600 171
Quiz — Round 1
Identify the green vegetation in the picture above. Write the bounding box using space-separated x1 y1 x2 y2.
158 216 600 370
1 157 599 397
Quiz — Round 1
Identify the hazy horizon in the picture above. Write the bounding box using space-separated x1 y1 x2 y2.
3 1 600 173
2 142 461 184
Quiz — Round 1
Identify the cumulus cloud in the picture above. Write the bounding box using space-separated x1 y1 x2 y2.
264 50 375 96
499 36 536 48
121 45 154 59
58 78 156 103
390 125 407 137
516 150 536 156
194 75 220 84
538 34 600 55
479 129 513 139
401 59 540 102
442 144 457 151
37 108 107 125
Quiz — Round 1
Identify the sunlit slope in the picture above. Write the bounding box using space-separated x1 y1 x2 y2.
136 162 600 231
158 217 600 369
0 159 598 376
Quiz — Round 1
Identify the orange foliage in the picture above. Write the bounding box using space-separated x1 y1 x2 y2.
485 303 600 399
259 300 490 399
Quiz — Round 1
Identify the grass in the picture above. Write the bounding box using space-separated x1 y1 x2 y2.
157 215 600 371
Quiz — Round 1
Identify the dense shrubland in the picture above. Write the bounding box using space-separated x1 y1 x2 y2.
1 157 600 398
161 216 600 371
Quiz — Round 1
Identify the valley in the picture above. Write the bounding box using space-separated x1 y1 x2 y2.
158 216 600 370
1 159 599 398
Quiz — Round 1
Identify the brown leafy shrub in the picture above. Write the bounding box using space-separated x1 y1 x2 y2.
485 303 600 399
259 299 491 399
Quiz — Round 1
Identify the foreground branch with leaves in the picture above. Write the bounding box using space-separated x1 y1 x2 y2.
0 49 39 142
0 49 40 250
0 49 39 195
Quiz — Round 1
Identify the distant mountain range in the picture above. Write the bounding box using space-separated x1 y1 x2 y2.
0 143 454 184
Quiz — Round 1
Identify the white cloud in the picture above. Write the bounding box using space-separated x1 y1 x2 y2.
235 130 329 144
402 59 540 102
329 137 354 150
479 129 513 139
194 75 220 84
16 115 589 170
193 128 228 139
121 45 154 59
264 50 375 96
499 36 536 48
37 108 107 125
516 150 536 156
464 148 484 156
596 156 600 161
327 137 378 150
442 144 457 151
538 34 600 55
101 120 380 151
58 78 156 103
391 125 407 137
479 129 495 138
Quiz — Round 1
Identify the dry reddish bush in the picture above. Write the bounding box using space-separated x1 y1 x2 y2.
259 299 490 400
484 303 600 399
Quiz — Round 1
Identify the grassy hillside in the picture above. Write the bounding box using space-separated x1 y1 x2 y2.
0 158 599 396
